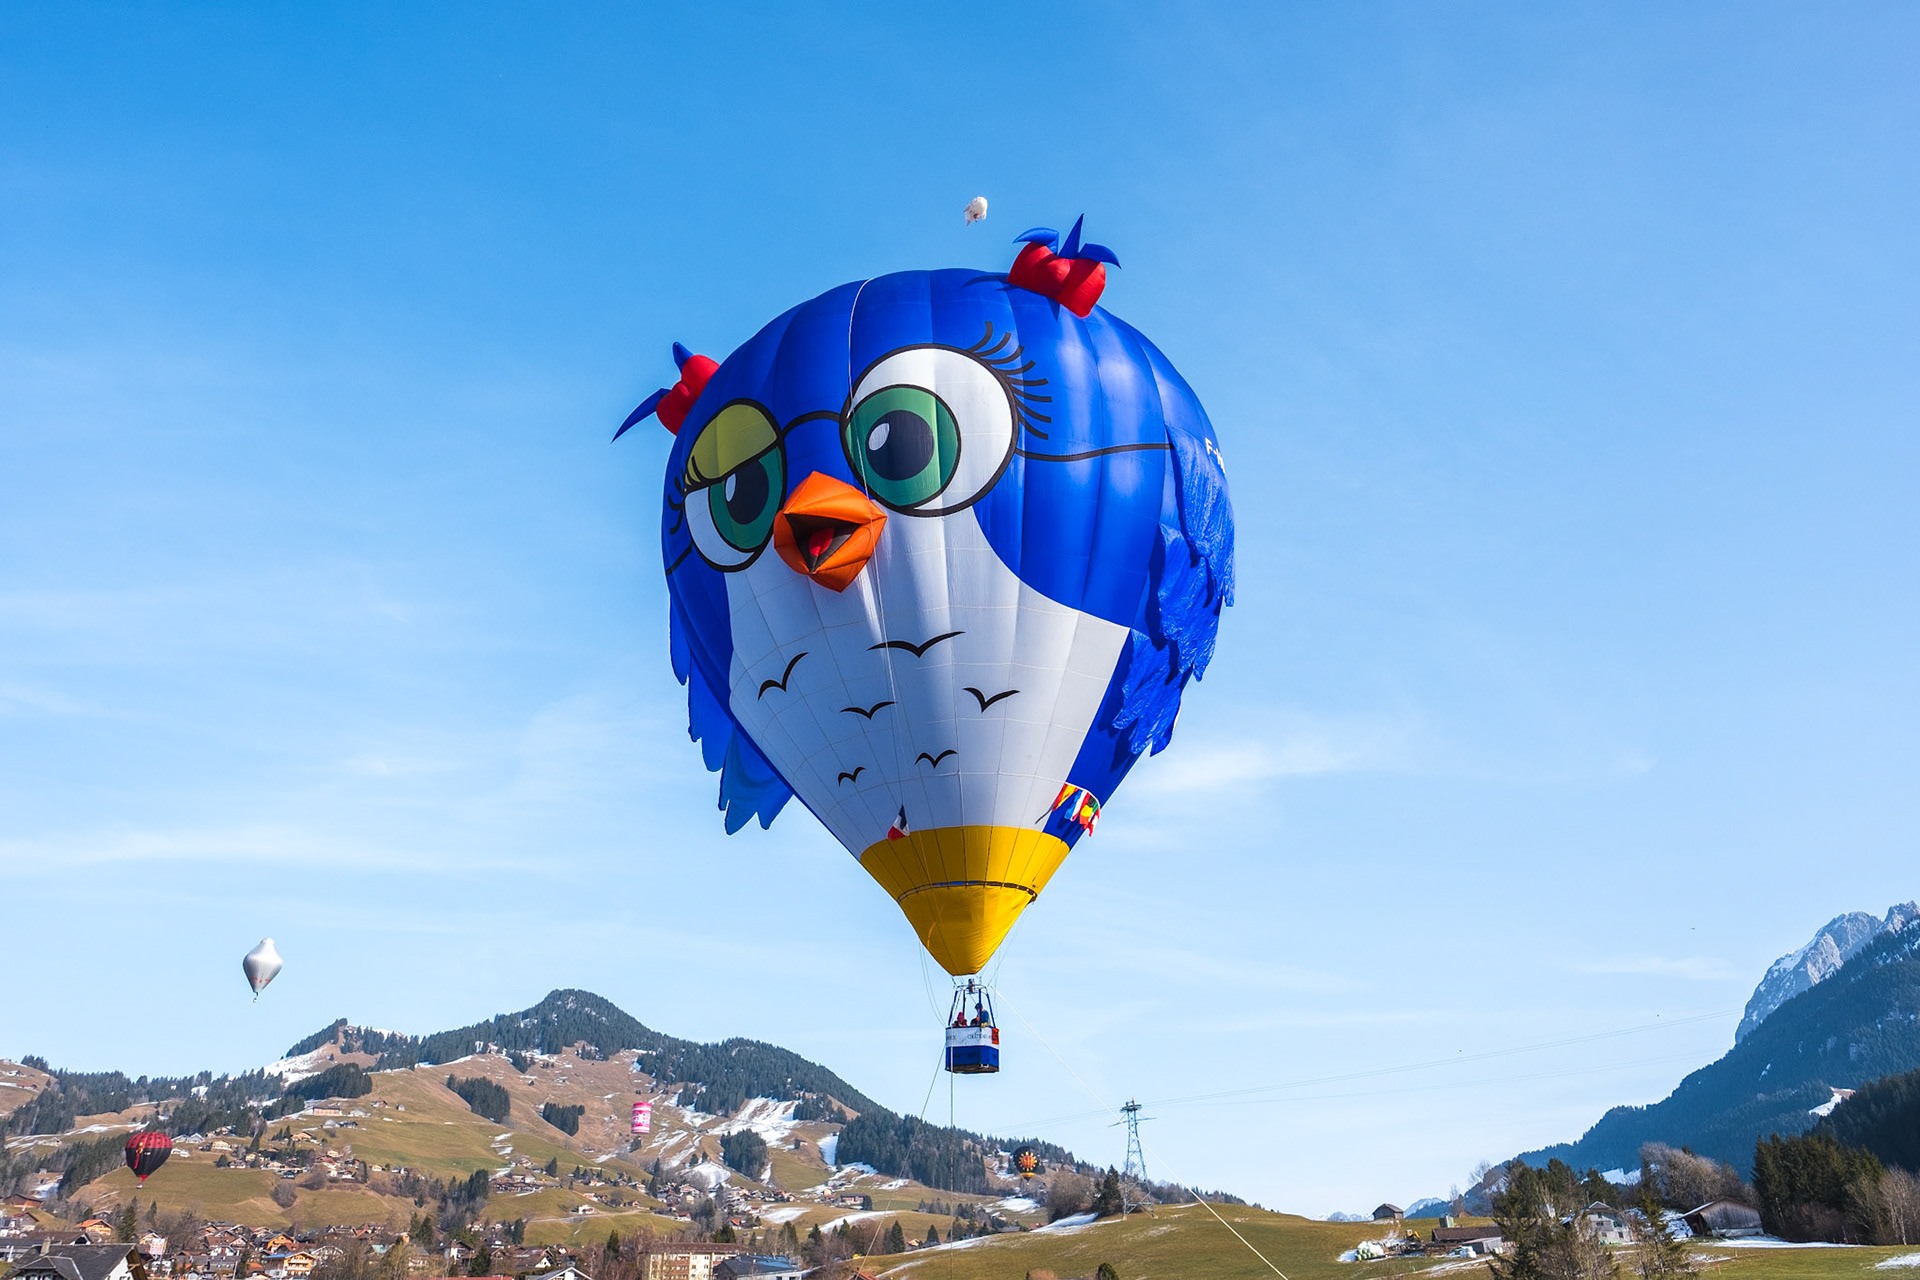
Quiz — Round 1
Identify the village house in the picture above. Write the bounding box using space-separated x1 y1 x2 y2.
1431 1223 1506 1256
1578 1203 1632 1247
1371 1204 1403 1222
640 1246 743 1280
2 1243 148 1280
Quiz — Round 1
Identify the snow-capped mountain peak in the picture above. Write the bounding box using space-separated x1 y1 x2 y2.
1736 901 1919 1042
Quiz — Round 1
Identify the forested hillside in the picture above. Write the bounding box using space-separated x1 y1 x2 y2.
1517 916 1920 1173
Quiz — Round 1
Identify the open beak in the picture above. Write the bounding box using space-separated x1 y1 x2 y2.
772 472 887 592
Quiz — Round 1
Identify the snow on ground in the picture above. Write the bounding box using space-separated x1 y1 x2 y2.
993 1197 1039 1213
1599 1168 1642 1185
65 1123 138 1136
1715 1237 1860 1249
713 1098 803 1149
686 1160 731 1190
758 1205 810 1224
880 1178 909 1190
1810 1087 1854 1118
1876 1255 1920 1270
817 1134 839 1166
824 1211 890 1230
261 1048 335 1083
1035 1212 1100 1233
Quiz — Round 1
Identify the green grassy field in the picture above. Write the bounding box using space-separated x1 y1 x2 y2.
862 1207 1920 1280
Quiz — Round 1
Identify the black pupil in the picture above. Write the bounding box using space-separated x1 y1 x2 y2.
725 460 769 525
867 410 934 481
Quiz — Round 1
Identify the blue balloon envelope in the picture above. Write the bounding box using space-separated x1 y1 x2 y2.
633 228 1234 976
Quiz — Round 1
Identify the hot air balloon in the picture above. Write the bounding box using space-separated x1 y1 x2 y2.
1013 1146 1041 1179
621 215 1233 1069
124 1131 172 1183
631 1100 652 1135
243 937 282 1001
963 196 988 225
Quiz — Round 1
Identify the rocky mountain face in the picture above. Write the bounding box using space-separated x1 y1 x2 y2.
1515 907 1920 1174
1738 903 1920 1042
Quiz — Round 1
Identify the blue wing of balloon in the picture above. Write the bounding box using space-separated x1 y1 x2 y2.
1109 402 1234 757
672 602 794 832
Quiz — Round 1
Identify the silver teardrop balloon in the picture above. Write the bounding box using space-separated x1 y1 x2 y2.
243 937 283 1001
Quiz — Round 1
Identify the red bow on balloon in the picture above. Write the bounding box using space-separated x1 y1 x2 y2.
1006 215 1121 318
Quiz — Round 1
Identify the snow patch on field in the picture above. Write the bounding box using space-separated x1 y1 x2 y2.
817 1134 839 1166
713 1098 802 1148
1715 1237 1859 1249
992 1197 1038 1213
824 1211 888 1230
757 1205 809 1224
261 1048 335 1083
1036 1212 1098 1233
1875 1255 1920 1270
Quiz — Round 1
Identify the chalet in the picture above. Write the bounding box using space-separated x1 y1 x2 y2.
2 1244 148 1280
1683 1200 1762 1239
280 1256 315 1278
1578 1204 1632 1247
1371 1203 1403 1221
136 1238 167 1261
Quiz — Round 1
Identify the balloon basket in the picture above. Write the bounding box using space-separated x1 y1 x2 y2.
943 978 1000 1074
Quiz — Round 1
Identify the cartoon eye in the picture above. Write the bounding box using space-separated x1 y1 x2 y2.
842 346 1016 515
682 401 786 569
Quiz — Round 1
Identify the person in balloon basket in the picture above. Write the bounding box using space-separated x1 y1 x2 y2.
623 214 1233 990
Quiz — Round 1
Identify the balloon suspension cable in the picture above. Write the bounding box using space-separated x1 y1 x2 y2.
997 990 1290 1280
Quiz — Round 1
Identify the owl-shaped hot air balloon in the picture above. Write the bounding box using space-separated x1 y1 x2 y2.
622 218 1233 1047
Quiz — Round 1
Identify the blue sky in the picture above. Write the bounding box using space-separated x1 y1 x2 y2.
3 3 1917 1214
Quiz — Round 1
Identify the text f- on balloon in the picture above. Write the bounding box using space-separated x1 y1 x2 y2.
243 937 282 1000
125 1131 172 1183
623 215 1233 978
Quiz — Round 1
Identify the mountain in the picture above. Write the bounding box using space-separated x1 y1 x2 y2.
1737 903 1919 1042
0 990 1095 1202
1515 909 1920 1175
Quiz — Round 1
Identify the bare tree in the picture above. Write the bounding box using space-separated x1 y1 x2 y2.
1883 1168 1920 1247
1045 1171 1091 1222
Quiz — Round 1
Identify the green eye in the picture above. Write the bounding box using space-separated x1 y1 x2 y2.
843 385 960 510
704 448 784 554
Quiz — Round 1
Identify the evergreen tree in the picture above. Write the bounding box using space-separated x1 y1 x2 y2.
923 1225 940 1247
604 1229 619 1255
115 1203 138 1243
1096 1265 1121 1280
1630 1182 1693 1277
712 1223 736 1244
467 1245 491 1277
882 1221 906 1254
1093 1168 1124 1217
410 1213 436 1249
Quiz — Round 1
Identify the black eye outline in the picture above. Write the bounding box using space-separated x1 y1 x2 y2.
675 399 788 572
838 343 1033 517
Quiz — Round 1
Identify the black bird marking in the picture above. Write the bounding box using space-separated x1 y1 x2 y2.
963 687 1020 711
841 701 896 719
916 749 958 768
837 767 865 785
870 630 963 658
757 652 807 698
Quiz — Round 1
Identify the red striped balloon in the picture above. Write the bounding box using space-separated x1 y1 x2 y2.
124 1131 172 1183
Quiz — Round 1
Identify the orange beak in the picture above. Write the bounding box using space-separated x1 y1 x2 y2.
772 472 887 592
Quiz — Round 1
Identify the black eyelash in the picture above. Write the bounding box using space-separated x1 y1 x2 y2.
962 321 1053 439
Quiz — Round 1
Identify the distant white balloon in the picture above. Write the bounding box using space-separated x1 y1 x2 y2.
963 196 988 225
243 937 283 1001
